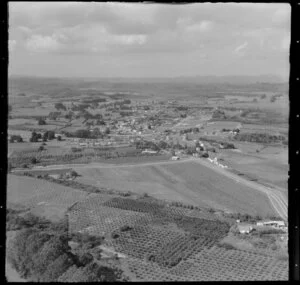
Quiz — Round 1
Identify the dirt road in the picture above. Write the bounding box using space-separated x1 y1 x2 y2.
192 158 287 220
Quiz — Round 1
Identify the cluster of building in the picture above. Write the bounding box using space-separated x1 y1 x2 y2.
256 220 287 231
237 220 287 234
69 138 130 148
207 157 228 168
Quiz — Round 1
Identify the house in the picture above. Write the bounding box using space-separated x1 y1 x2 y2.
49 174 60 179
171 156 180 160
257 220 285 228
238 224 253 234
142 149 158 154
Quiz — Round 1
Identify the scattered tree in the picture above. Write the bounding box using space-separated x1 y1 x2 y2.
38 118 46 125
54 103 66 111
10 135 23 143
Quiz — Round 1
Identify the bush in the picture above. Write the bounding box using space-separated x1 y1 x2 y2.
77 252 94 266
217 242 236 250
10 135 23 143
260 94 267 99
54 103 66 111
43 131 55 141
31 157 38 164
38 118 46 125
69 170 78 178
234 132 286 144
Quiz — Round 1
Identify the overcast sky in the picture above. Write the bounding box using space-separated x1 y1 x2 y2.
9 2 290 79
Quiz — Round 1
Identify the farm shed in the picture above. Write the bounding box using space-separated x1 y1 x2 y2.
171 156 180 160
237 224 253 234
257 220 285 228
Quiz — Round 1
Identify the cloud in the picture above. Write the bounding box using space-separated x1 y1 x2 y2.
234 42 248 55
185 20 213 33
111 34 148 46
272 5 291 27
25 34 64 53
9 1 290 70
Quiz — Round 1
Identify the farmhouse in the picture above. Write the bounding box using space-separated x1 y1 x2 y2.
256 220 285 228
237 223 253 234
142 149 158 154
171 156 180 160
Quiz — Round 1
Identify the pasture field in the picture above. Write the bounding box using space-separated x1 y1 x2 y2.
241 123 288 135
13 107 53 117
220 147 288 190
8 118 37 126
75 160 275 217
7 174 89 221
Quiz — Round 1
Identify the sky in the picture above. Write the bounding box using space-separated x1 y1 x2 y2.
8 2 291 79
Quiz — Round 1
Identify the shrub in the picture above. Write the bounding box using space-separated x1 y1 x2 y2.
54 103 66 111
43 131 55 141
9 135 23 143
38 118 46 125
31 158 38 164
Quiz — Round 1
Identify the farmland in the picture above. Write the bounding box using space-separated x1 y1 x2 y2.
7 174 90 221
74 160 275 217
7 76 289 281
6 170 288 281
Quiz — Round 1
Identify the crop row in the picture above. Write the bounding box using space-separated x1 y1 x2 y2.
111 226 184 260
126 258 187 282
103 197 164 214
17 183 87 209
164 206 220 221
68 205 150 236
147 234 215 268
70 194 117 210
102 197 230 241
184 246 288 281
169 215 230 240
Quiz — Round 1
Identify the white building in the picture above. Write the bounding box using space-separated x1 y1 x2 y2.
238 224 253 234
257 220 285 228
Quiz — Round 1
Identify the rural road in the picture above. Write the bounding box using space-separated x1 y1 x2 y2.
12 157 196 171
191 158 288 221
12 156 287 220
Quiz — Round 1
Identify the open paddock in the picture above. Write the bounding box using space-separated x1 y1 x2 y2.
220 147 288 190
6 174 89 220
74 160 275 217
13 107 53 117
8 118 37 126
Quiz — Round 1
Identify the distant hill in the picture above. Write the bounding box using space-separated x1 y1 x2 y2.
9 74 288 85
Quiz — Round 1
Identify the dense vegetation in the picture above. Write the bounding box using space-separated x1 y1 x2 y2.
6 209 127 282
233 132 286 144
9 135 23 143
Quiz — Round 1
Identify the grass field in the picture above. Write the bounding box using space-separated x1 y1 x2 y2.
7 174 90 221
220 147 288 190
75 160 275 217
